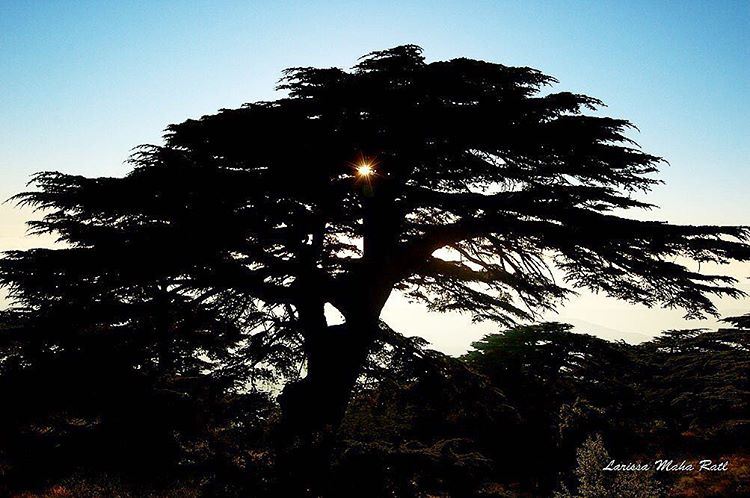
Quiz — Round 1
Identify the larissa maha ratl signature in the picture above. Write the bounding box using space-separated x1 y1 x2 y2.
602 459 729 472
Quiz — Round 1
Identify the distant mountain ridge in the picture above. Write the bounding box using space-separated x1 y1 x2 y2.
563 318 653 344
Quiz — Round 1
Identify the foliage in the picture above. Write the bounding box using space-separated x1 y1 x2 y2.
554 434 663 498
2 46 748 436
1 318 749 496
2 45 750 495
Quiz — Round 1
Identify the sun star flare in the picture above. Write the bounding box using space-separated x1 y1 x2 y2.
356 164 374 177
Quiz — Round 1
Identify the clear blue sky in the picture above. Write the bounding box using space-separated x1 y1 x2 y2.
1 1 748 352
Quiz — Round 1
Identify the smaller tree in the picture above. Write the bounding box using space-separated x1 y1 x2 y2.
462 323 636 490
637 327 750 449
555 434 663 498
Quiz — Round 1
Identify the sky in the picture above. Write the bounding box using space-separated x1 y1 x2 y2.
1 1 748 354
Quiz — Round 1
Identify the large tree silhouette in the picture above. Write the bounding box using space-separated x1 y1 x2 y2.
2 45 749 434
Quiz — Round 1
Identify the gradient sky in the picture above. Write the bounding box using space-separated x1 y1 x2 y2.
1 1 748 354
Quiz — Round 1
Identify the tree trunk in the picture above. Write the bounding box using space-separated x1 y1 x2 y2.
278 317 377 437
278 178 399 437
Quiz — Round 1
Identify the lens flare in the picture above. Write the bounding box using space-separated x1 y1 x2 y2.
356 164 374 177
349 154 379 185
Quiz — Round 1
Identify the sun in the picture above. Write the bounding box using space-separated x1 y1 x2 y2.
356 163 374 177
349 153 379 181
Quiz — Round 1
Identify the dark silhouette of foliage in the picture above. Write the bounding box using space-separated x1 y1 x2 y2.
461 323 638 491
637 327 750 450
1 45 750 496
3 45 748 436
1 315 749 496
723 311 750 329
460 324 750 497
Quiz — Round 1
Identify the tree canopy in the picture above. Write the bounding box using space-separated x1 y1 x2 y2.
2 45 749 438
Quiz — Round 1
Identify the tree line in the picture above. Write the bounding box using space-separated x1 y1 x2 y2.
1 317 748 496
